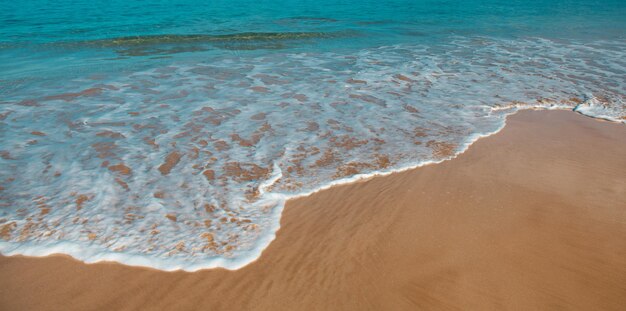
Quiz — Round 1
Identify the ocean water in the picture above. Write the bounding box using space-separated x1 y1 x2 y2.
0 0 625 271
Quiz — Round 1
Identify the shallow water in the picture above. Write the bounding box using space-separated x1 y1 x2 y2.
1 0 625 270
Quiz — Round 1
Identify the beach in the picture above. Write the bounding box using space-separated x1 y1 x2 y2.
1 110 625 310
3 0 626 271
2 0 625 309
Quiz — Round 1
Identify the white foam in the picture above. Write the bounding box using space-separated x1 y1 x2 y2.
1 36 624 271
574 97 626 123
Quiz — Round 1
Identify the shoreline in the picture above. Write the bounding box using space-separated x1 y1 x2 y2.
0 106 623 272
1 109 626 310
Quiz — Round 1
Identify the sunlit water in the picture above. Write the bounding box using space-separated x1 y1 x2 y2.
1 0 624 270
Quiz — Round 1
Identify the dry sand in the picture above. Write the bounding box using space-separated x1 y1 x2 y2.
1 110 625 310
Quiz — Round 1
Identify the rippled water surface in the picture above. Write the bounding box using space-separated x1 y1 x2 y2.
1 0 625 270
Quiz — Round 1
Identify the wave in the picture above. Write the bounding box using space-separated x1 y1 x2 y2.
0 36 624 271
0 31 353 53
83 32 347 47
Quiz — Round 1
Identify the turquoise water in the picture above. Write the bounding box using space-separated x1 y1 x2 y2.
2 0 625 80
1 0 625 270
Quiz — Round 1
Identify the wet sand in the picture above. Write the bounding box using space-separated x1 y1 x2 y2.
1 110 625 310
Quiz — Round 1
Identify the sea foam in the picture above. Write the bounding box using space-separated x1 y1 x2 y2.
1 36 624 271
